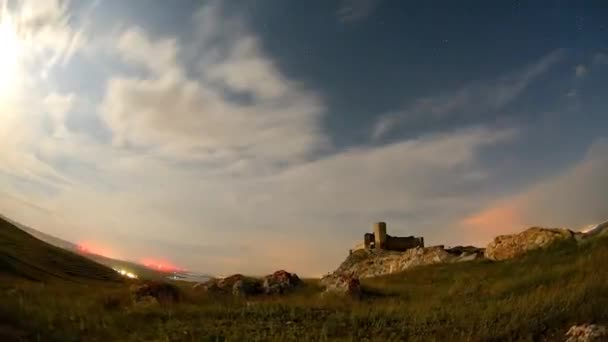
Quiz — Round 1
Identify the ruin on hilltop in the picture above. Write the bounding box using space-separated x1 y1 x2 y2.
350 222 424 254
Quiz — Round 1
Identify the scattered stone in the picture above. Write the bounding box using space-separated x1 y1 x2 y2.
320 273 361 298
565 324 608 342
485 227 575 261
262 270 301 294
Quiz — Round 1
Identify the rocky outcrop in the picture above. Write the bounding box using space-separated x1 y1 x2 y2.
232 278 263 297
565 324 608 342
333 245 483 279
485 227 575 261
194 270 301 297
581 220 608 238
445 245 485 261
320 273 361 298
262 270 301 294
194 274 246 294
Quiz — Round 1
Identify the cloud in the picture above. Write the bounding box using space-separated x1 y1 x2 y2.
575 64 588 77
593 51 608 65
8 0 90 74
462 138 608 244
43 92 74 137
372 50 564 139
1 119 517 275
337 0 381 23
101 2 327 166
2 2 600 277
0 1 524 275
116 27 178 74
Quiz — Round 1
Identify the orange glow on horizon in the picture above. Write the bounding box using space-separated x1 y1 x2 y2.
76 241 117 258
140 258 184 272
461 201 527 243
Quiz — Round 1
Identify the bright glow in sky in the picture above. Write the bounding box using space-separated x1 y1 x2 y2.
0 0 607 276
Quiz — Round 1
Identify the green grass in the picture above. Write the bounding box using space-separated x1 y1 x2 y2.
2 215 608 341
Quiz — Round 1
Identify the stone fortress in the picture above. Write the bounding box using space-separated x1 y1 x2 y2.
351 222 424 253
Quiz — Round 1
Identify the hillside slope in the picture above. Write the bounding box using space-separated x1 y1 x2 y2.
2 216 181 280
0 216 122 283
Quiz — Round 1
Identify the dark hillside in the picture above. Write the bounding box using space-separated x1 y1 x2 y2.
0 217 122 283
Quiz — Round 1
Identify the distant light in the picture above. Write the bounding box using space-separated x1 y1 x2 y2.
113 268 138 279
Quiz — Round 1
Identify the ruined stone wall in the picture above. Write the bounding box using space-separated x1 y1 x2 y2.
374 222 387 249
384 236 424 251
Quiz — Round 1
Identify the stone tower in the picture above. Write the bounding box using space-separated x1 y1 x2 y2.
374 222 387 249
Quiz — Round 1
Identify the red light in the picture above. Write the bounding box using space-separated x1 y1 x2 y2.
140 258 183 272
76 241 115 258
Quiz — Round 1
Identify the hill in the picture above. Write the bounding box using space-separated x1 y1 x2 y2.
0 216 122 283
1 221 608 340
2 216 182 281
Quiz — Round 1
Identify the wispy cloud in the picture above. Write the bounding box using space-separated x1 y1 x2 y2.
593 51 608 65
337 0 381 23
575 64 588 77
101 1 327 167
372 50 564 140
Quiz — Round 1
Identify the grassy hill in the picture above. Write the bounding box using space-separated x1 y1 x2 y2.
1 219 608 340
1 216 176 281
0 216 122 283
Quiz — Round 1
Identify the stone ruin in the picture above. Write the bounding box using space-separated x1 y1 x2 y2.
350 222 424 254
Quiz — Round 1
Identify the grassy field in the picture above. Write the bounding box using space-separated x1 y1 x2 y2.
2 216 608 341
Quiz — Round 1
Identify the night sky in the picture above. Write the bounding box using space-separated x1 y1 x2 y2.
1 0 607 276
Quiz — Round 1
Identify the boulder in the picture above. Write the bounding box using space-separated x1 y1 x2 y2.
262 270 301 294
485 227 575 261
232 278 263 297
194 271 280 297
582 220 608 238
130 281 180 304
320 274 361 298
565 324 608 342
195 274 248 294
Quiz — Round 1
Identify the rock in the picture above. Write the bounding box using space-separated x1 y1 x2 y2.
262 270 301 294
446 246 485 262
485 227 575 261
196 274 245 294
197 271 302 296
333 246 463 278
320 274 361 298
131 281 180 304
565 324 608 342
582 220 608 238
232 278 262 297
232 280 246 297
196 274 264 296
